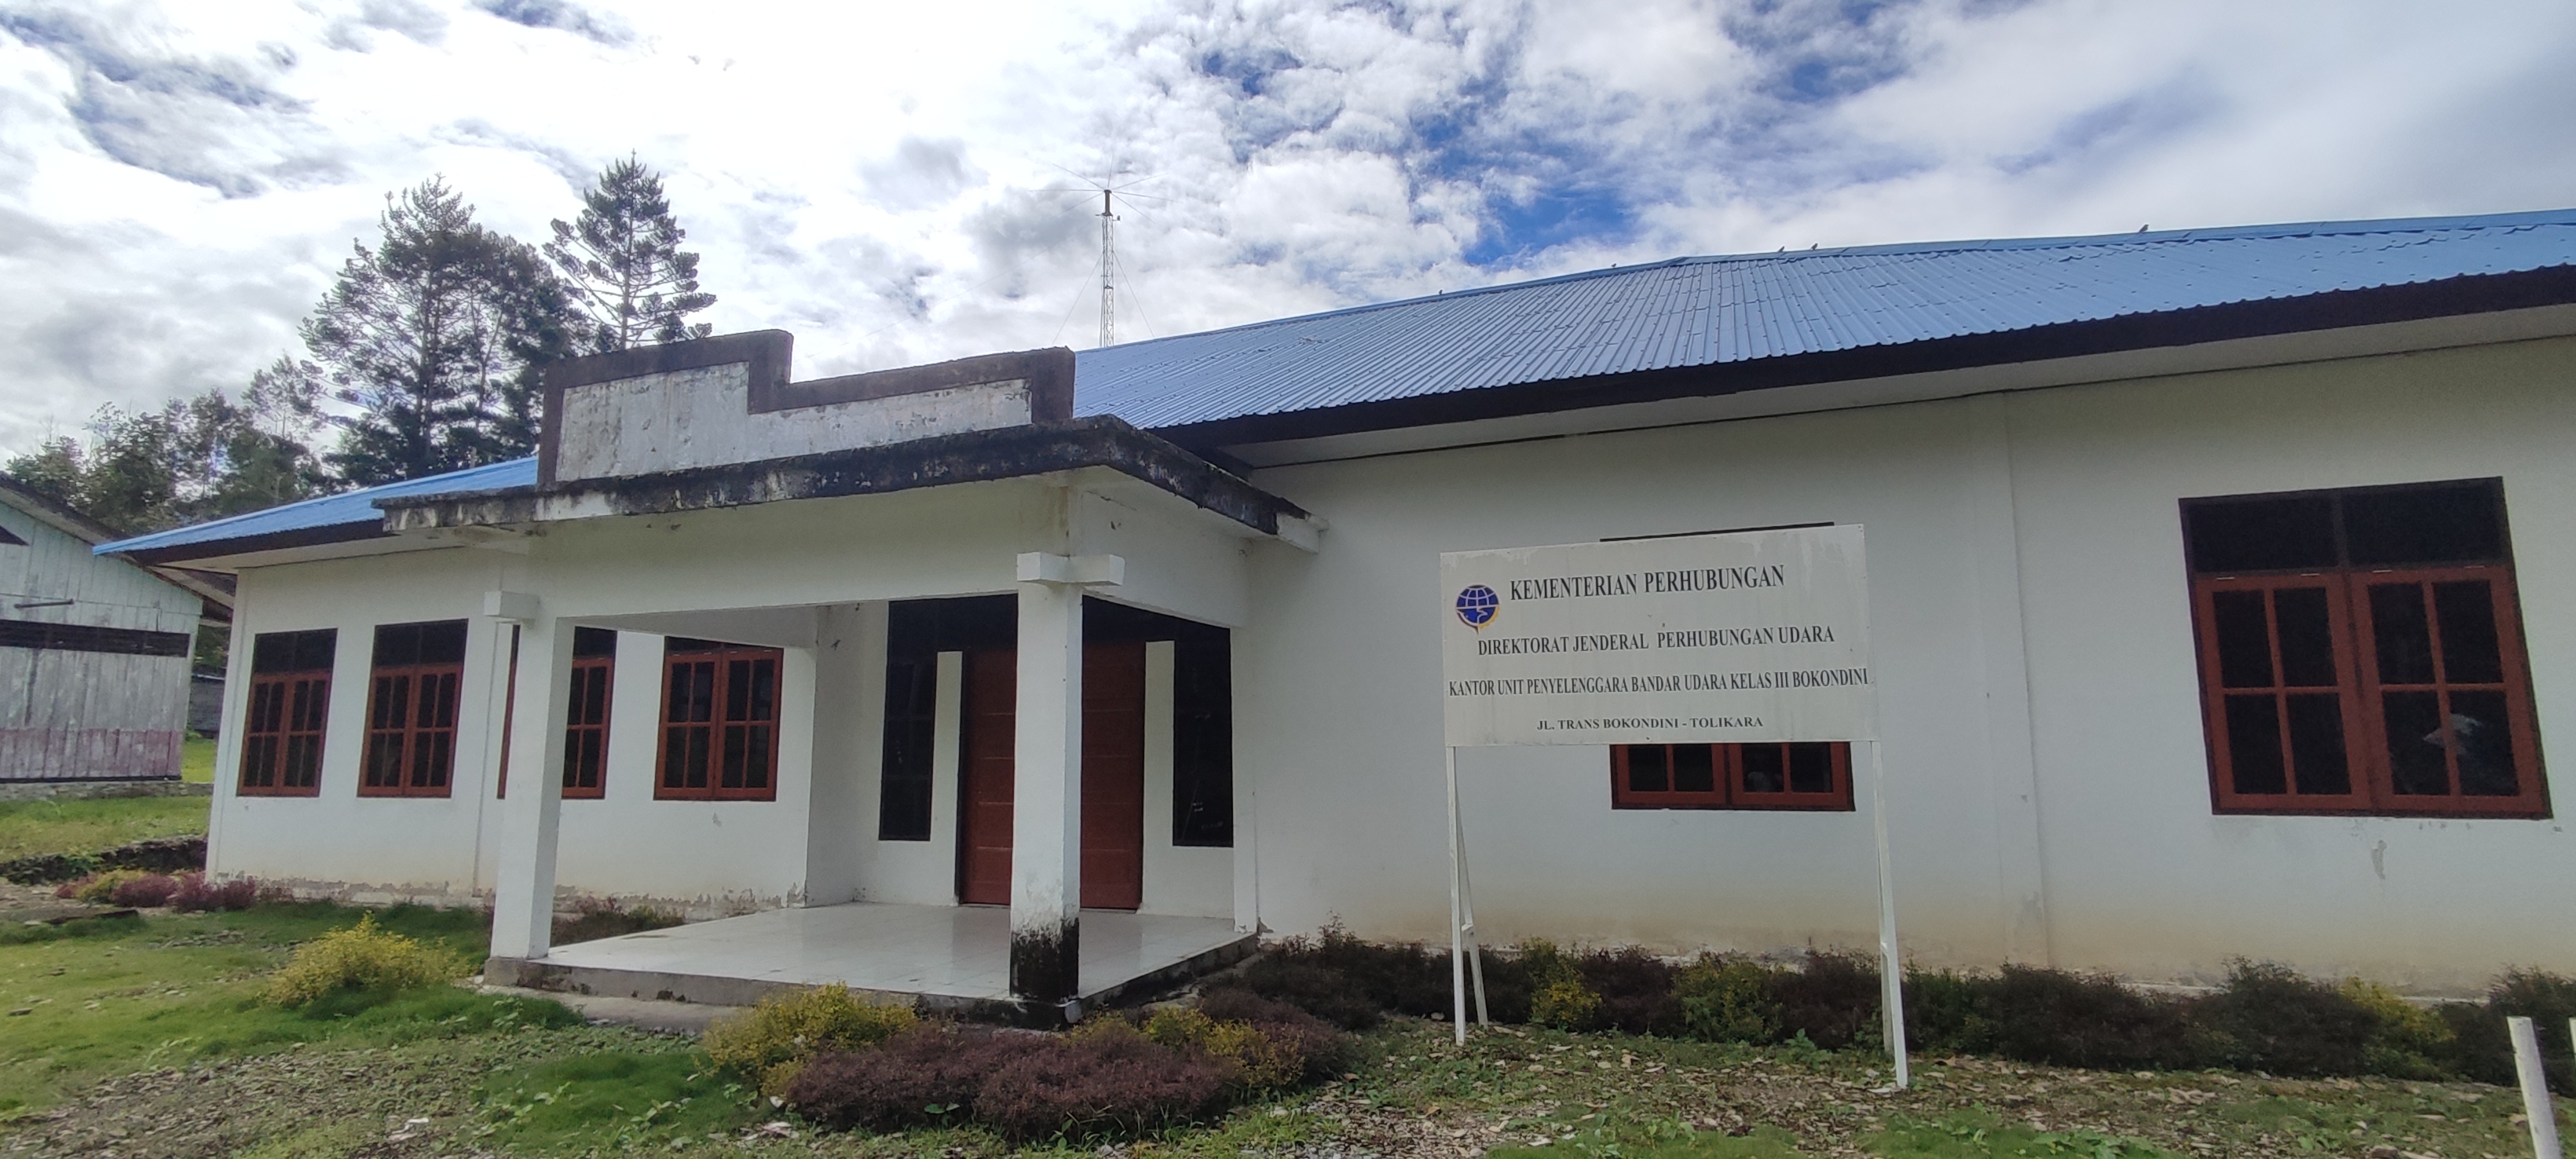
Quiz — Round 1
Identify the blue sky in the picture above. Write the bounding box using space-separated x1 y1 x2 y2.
1 0 2572 452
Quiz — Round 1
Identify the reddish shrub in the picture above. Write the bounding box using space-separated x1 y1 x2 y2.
108 874 181 908
972 1023 1235 1141
785 1025 1039 1132
1771 951 1881 1050
1579 947 1682 1036
169 873 258 912
1195 988 1352 1082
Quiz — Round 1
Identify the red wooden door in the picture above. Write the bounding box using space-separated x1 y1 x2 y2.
1081 643 1147 911
953 645 1149 910
957 650 1018 905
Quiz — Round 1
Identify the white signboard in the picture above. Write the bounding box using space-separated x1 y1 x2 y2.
1440 525 1875 748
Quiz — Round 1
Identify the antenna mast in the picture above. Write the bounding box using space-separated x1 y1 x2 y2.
1096 189 1118 348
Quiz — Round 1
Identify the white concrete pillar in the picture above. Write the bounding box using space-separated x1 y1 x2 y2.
1009 572 1085 1004
488 601 575 967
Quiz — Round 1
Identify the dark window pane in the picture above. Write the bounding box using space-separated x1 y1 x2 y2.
373 623 420 667
256 629 338 675
1626 745 1669 792
2284 693 2351 795
2433 581 2504 684
878 656 936 841
2449 689 2518 796
573 627 618 658
419 621 467 665
1741 745 1785 794
687 663 714 722
750 659 776 720
2381 690 2448 795
2369 584 2435 685
2224 695 2286 794
721 726 746 787
745 726 771 788
1787 744 1835 794
1672 744 1715 794
725 660 752 722
1172 634 1234 846
2272 588 2336 688
2345 482 2504 566
2186 496 2336 573
2212 590 2274 688
664 731 686 787
686 729 709 788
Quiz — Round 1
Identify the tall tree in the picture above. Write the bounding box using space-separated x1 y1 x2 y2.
545 157 716 353
305 177 572 486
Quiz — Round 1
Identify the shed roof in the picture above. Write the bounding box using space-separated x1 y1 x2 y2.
97 207 2576 564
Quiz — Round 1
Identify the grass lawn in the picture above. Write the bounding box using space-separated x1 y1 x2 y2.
181 733 215 784
2 902 2567 1155
0 793 209 862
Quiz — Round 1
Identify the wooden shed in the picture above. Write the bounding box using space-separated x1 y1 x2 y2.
0 476 229 784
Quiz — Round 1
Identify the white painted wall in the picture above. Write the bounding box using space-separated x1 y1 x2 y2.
1229 334 2576 992
555 362 1038 482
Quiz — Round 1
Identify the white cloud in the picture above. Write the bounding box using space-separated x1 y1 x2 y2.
0 0 2569 452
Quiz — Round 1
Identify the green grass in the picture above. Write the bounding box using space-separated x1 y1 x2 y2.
0 793 208 861
1864 1110 2182 1157
0 901 540 1117
1491 1125 1816 1157
180 734 215 784
478 1048 757 1151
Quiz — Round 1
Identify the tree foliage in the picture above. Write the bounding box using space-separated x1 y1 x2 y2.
3 371 330 535
545 157 716 353
304 177 572 487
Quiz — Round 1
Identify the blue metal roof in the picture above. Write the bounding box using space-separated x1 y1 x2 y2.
98 456 536 559
98 207 2576 560
1070 207 2576 429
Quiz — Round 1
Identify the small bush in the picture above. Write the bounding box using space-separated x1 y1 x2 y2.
1771 951 1880 1051
266 913 469 1007
972 1022 1235 1142
1905 968 1996 1055
1580 946 1683 1036
1977 964 2196 1069
2193 960 2377 1076
57 868 149 903
168 872 258 912
785 1024 1036 1132
1132 1004 1340 1091
2340 978 2455 1079
2446 967 2576 1094
1677 955 1786 1044
1520 939 1604 1030
1195 986 1352 1083
701 983 917 1095
106 872 181 908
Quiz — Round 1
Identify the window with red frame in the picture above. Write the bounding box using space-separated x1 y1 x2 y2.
359 621 467 797
1611 742 1853 810
657 638 781 801
240 628 335 796
562 627 617 798
2183 479 2546 817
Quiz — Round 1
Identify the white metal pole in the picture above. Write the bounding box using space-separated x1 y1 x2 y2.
2512 1016 2564 1159
1445 745 1469 1045
1453 770 1491 1026
1869 739 1910 1089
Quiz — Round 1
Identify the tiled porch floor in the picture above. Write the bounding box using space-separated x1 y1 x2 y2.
536 903 1247 1003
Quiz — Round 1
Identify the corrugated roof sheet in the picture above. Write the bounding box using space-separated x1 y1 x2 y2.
97 208 2576 559
1070 208 2576 428
99 457 536 559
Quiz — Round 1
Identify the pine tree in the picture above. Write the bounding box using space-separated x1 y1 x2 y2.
304 178 573 485
545 157 716 353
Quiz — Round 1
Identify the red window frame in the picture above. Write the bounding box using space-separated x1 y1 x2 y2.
239 629 334 797
2186 482 2547 819
562 629 617 799
358 621 467 799
1611 742 1854 811
655 638 781 802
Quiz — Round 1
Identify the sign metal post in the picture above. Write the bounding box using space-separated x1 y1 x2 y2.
1438 525 1904 1086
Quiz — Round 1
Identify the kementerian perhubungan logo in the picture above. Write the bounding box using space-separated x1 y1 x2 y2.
1454 584 1500 630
